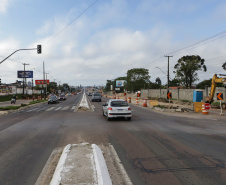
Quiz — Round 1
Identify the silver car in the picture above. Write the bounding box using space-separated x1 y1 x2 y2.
102 99 132 121
91 93 102 102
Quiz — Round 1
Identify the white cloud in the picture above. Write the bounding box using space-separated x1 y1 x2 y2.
0 0 10 13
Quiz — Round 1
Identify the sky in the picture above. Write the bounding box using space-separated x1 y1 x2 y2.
0 0 226 87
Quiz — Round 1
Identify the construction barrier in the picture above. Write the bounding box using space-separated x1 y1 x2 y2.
136 98 139 105
128 97 131 103
124 96 127 102
143 99 148 107
194 102 203 113
117 95 119 99
113 95 116 99
149 100 159 107
202 103 209 115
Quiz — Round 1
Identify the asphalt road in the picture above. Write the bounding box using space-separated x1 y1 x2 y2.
0 93 226 185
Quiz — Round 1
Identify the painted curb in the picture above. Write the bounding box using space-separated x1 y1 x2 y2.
92 144 112 185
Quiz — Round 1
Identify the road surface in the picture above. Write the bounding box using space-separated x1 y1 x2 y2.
0 93 226 185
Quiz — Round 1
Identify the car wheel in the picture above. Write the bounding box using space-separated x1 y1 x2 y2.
102 111 105 116
107 115 111 121
127 117 131 121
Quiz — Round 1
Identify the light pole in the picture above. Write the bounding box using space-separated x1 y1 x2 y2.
45 73 49 97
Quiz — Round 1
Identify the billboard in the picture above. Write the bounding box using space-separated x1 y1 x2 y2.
116 80 126 87
35 80 49 85
17 71 33 78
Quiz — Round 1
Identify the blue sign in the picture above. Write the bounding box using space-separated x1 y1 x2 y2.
17 71 33 78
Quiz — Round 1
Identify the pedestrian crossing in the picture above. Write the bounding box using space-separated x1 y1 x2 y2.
25 105 77 113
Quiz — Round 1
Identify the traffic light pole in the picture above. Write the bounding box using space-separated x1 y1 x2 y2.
0 45 41 64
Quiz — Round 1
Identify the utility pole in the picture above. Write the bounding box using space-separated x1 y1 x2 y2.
22 63 29 95
164 55 173 89
45 73 49 96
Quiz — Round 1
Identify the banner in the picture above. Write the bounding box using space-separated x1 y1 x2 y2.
17 71 33 78
116 80 126 87
35 80 49 85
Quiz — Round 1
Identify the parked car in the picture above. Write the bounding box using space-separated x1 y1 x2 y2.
92 93 102 102
88 92 92 96
102 99 132 121
59 94 66 101
48 95 59 104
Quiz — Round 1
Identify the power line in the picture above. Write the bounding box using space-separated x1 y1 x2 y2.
44 0 98 46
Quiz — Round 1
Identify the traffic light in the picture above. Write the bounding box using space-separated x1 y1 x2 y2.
37 45 42 54
0 78 1 85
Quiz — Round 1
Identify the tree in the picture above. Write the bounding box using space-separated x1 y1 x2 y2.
196 78 223 89
155 77 161 86
196 79 212 89
127 68 150 92
174 55 207 88
222 62 226 70
169 78 181 87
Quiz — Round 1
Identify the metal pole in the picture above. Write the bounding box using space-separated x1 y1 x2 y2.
164 55 173 89
46 73 49 96
22 63 29 95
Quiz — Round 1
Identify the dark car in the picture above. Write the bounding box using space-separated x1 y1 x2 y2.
59 94 66 100
91 93 102 102
48 95 59 104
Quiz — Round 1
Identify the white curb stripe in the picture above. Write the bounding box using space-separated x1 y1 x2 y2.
50 144 72 185
92 144 112 185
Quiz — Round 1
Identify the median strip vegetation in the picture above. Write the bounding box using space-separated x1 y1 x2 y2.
0 99 47 111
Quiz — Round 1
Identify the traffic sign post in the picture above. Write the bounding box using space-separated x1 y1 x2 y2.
217 93 224 116
216 93 224 115
204 103 211 110
167 91 172 105
217 93 223 100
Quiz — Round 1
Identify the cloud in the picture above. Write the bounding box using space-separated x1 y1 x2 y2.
0 0 10 13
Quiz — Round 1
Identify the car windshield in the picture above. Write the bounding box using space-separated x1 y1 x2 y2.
111 101 128 107
94 93 101 96
49 96 57 100
60 95 65 97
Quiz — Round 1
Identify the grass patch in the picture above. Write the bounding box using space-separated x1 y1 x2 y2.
0 99 47 111
29 99 47 105
181 99 191 103
153 105 165 109
0 106 21 110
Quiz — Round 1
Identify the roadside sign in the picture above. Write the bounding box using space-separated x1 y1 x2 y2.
35 80 49 85
17 71 33 78
167 92 172 99
217 93 223 100
205 103 211 110
137 93 141 97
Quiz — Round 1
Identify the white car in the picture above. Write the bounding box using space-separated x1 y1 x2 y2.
102 99 132 121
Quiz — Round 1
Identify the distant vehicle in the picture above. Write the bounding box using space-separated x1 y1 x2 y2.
102 99 132 121
48 95 59 104
88 92 92 96
11 98 16 104
67 93 72 96
91 93 102 102
59 94 66 101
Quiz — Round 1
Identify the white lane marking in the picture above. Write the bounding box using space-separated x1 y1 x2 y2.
71 106 76 110
46 107 55 111
27 107 39 112
55 107 62 111
62 106 70 110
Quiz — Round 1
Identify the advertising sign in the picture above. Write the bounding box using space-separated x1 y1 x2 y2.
116 80 126 87
35 80 49 85
17 71 33 78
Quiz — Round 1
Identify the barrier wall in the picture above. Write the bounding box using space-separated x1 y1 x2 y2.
141 87 226 102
